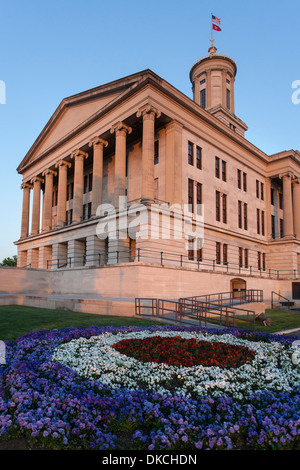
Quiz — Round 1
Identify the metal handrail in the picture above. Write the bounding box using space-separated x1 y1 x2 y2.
271 291 292 309
135 296 256 330
45 247 298 279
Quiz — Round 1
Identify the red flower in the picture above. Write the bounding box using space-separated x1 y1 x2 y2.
112 335 255 369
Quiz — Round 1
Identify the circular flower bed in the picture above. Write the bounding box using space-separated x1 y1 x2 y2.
0 325 300 450
52 329 300 400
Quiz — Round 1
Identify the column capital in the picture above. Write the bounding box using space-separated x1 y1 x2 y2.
30 176 44 185
42 168 57 177
70 149 89 160
136 103 161 119
89 136 108 148
110 121 132 135
21 182 33 190
55 159 72 169
279 171 294 179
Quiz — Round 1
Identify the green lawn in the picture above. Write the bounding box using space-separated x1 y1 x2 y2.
253 308 300 333
0 305 299 342
229 308 300 334
0 305 169 341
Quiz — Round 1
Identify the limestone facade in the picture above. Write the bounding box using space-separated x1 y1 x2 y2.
14 42 300 302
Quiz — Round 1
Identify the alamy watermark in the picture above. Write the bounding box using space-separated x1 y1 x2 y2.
0 80 6 104
96 197 204 250
0 340 5 364
292 340 300 365
292 80 300 104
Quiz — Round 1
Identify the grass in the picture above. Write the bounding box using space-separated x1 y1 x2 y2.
0 305 299 342
0 305 169 341
253 308 300 333
228 308 300 334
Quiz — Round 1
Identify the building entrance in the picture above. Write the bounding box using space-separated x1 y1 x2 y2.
230 278 246 300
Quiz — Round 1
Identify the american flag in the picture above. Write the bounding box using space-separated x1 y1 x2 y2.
212 15 221 25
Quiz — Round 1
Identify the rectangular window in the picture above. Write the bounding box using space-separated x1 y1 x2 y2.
243 172 247 192
238 200 242 228
237 169 241 189
223 244 228 265
84 173 93 193
222 194 227 224
257 209 260 234
196 182 202 206
272 215 276 238
244 248 249 268
271 188 274 205
239 247 243 267
256 180 260 198
129 238 136 262
188 238 194 261
197 247 203 262
258 252 261 270
215 157 220 178
216 191 221 221
279 192 283 210
83 202 92 220
216 242 221 264
66 209 73 225
261 182 264 200
52 188 58 207
244 203 248 230
262 253 266 271
222 160 227 182
188 141 194 165
226 89 230 109
261 211 265 236
196 146 202 169
188 179 194 212
280 218 284 238
200 89 206 108
67 182 74 201
154 140 159 165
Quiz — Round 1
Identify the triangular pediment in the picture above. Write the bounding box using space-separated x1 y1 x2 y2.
17 70 154 173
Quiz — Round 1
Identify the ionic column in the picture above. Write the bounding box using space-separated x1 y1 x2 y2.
55 159 71 227
30 176 44 235
70 149 88 223
282 172 294 238
89 136 108 216
293 178 300 239
42 169 57 231
110 122 132 207
136 104 161 203
20 182 32 238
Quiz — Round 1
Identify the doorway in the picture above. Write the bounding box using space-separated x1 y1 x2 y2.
230 278 246 300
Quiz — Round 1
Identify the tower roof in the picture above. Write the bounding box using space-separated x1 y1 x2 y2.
189 40 237 83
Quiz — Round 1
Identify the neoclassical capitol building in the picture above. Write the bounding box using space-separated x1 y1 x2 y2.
12 41 300 311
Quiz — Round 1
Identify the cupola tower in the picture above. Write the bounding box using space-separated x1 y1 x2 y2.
190 40 247 136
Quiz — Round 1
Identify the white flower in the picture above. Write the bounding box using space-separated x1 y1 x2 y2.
51 330 300 400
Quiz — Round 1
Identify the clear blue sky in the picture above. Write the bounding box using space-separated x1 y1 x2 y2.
0 0 299 261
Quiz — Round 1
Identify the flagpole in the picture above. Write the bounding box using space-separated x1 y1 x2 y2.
211 13 213 41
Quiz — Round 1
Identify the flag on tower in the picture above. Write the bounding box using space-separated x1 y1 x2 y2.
212 23 221 31
212 15 221 25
